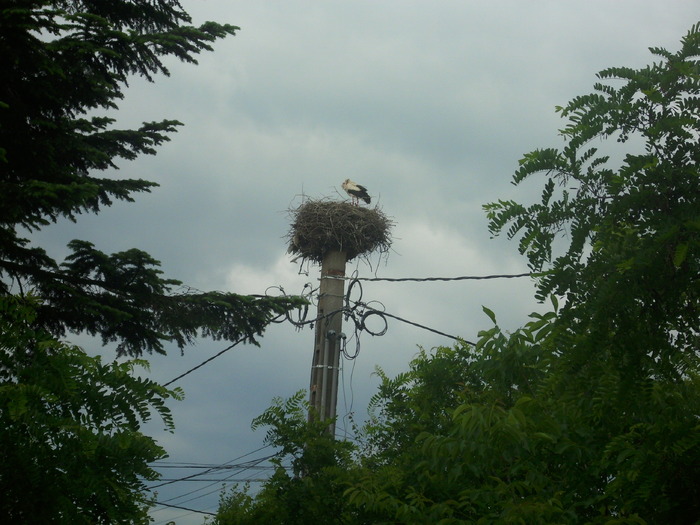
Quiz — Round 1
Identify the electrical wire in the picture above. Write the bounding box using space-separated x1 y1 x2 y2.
340 278 475 356
151 501 216 517
340 354 357 442
149 274 519 522
156 478 270 482
148 454 277 489
356 272 535 282
162 336 247 387
369 308 472 344
147 271 527 521
149 455 283 524
148 445 275 490
151 463 284 470
163 273 488 386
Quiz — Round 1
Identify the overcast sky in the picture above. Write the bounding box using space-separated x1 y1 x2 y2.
32 2 699 523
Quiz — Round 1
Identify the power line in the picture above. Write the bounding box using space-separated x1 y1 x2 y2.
355 272 535 282
149 451 278 524
148 447 275 490
162 336 246 387
156 459 289 475
149 273 521 520
163 276 482 386
152 463 282 470
373 308 474 345
150 444 271 469
157 478 269 482
156 469 266 510
161 309 344 387
341 277 475 348
152 501 216 517
147 456 286 521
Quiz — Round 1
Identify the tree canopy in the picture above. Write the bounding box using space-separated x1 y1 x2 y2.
0 1 306 522
212 392 359 525
0 0 305 357
484 22 700 386
0 294 182 523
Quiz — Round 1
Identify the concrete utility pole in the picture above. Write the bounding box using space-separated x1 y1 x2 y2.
308 250 347 436
288 196 392 438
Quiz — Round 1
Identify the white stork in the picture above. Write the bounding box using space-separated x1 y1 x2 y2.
341 179 371 205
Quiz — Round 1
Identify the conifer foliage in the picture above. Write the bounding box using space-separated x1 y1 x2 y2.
0 1 304 357
0 1 306 522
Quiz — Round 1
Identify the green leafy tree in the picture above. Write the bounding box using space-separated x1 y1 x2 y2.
347 23 700 524
360 313 549 473
348 311 564 524
483 22 700 383
483 22 700 521
0 1 305 357
212 391 362 525
0 294 182 523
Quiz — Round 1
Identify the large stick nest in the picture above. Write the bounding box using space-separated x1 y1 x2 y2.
287 199 394 264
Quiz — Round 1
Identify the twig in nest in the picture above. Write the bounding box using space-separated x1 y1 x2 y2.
286 199 394 264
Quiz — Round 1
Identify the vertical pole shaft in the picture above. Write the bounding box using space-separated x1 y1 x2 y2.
308 250 347 436
319 335 330 417
328 332 341 424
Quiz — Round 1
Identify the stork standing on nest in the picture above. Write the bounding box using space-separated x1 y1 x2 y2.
341 179 371 205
